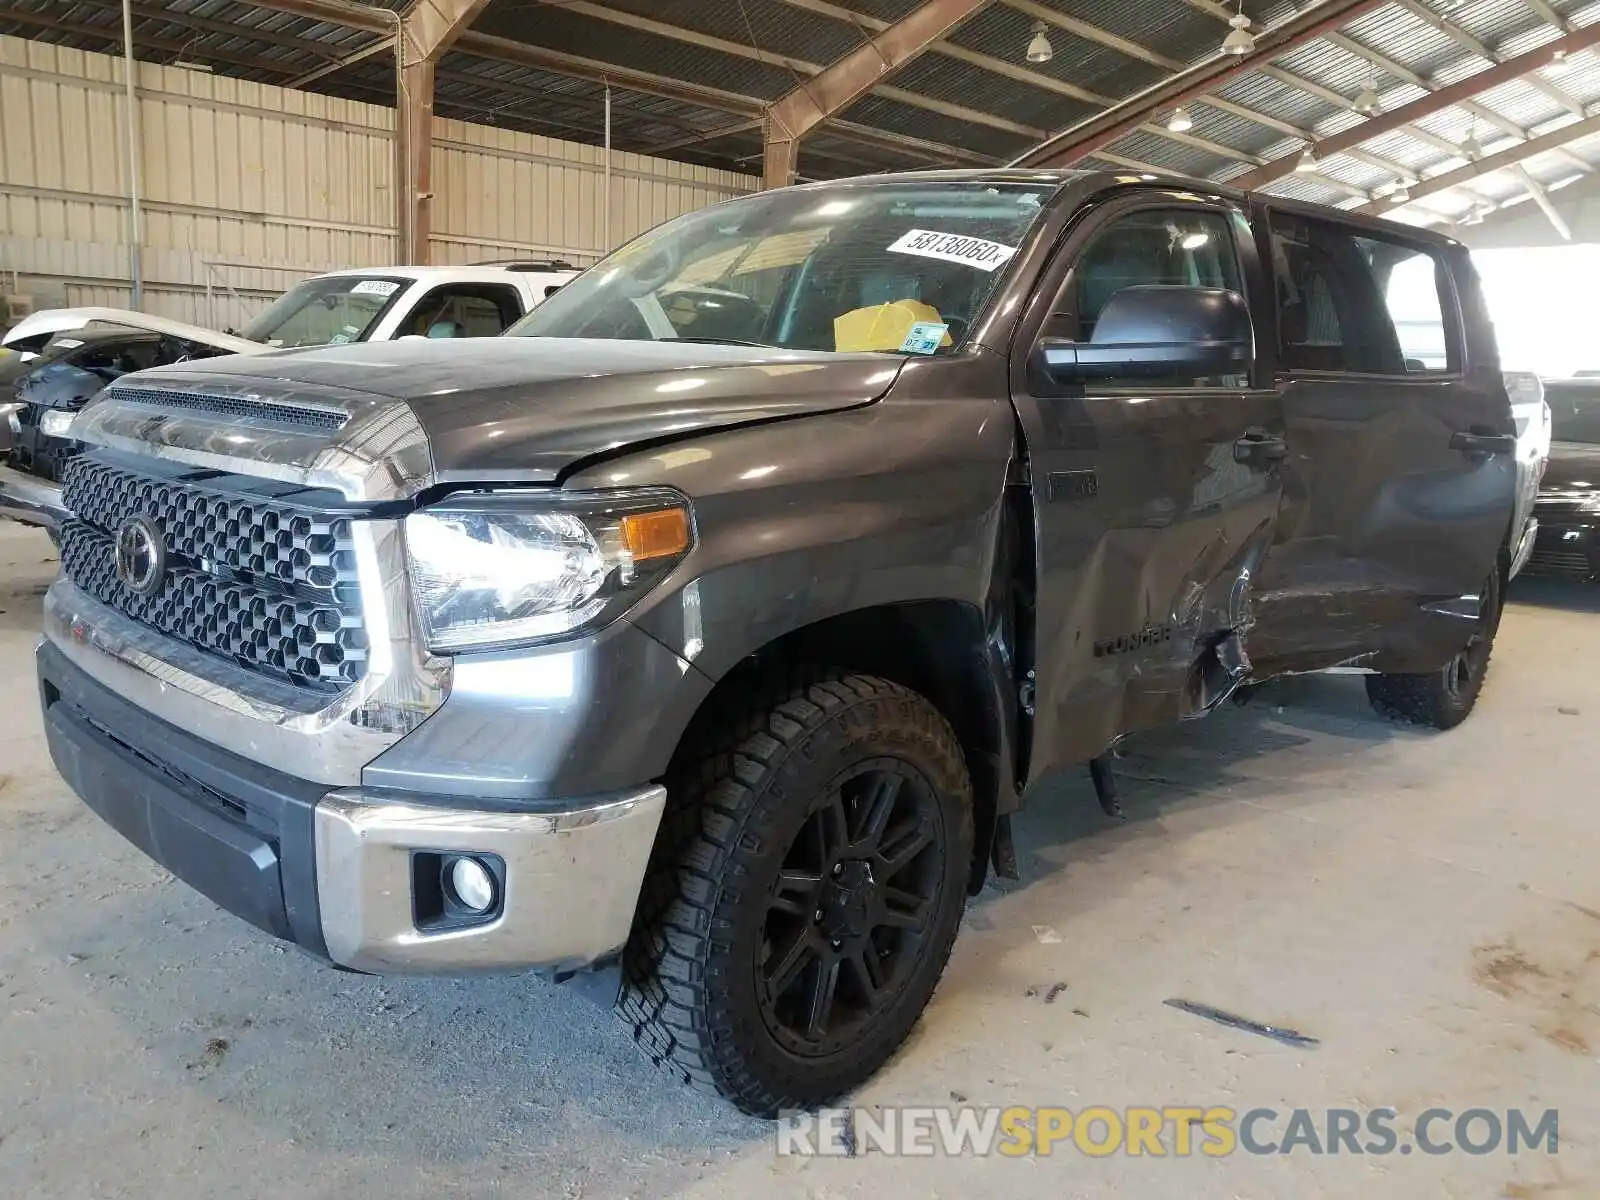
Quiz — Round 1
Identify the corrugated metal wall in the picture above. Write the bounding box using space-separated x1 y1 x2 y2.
0 34 754 328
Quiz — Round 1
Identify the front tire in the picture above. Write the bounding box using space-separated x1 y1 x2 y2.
616 673 973 1117
1365 568 1502 729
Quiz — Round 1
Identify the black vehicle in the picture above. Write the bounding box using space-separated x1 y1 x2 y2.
1 324 236 532
1524 377 1600 579
36 170 1521 1117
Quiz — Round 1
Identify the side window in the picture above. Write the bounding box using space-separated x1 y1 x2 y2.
400 284 523 338
1270 214 1457 375
1065 208 1243 342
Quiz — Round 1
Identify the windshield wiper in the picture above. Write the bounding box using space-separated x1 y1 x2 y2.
658 336 774 348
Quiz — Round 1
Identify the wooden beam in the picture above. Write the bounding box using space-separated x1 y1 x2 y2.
1233 23 1600 190
763 0 992 186
1013 0 1389 168
1358 112 1600 213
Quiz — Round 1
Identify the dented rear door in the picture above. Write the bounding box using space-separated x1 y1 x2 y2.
1007 189 1286 777
1245 208 1518 676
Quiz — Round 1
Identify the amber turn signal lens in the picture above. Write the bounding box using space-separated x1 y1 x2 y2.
619 506 691 561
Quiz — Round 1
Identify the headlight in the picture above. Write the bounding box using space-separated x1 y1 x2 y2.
39 409 74 439
404 488 693 652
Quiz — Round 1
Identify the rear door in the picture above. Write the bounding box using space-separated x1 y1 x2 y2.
1246 208 1518 674
1009 189 1287 774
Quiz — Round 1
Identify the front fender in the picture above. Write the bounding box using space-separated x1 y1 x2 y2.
570 381 1018 684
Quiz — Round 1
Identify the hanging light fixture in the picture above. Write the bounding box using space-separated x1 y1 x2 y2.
1352 75 1383 118
1026 20 1054 64
1389 180 1412 203
1222 3 1256 56
1168 106 1194 133
1296 146 1319 173
1461 126 1482 162
1461 204 1486 227
1549 47 1571 73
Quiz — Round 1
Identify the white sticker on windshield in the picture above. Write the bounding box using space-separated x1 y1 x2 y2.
886 229 1017 273
350 280 400 297
54 338 84 349
900 321 948 355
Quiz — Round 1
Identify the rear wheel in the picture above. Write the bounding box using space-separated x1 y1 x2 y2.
616 673 973 1117
1365 568 1502 729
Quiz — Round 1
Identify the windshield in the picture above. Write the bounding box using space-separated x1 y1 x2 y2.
1546 381 1600 444
241 275 410 347
510 182 1055 354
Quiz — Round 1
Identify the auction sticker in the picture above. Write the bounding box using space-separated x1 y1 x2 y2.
887 229 1017 272
350 279 401 297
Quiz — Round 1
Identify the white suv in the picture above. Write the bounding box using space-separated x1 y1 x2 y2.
238 261 579 346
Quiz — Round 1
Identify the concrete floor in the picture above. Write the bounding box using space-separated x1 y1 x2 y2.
2 517 1597 1199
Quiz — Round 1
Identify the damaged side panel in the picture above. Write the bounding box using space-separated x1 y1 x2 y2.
1019 386 1283 772
1005 187 1287 781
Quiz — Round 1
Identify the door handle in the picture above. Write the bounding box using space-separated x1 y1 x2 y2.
1233 429 1287 464
1450 430 1517 457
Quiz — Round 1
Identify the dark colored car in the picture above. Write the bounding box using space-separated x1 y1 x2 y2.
1523 377 1600 579
36 170 1521 1116
0 324 237 532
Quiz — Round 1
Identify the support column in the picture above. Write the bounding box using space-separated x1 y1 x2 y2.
395 52 435 264
759 0 989 189
763 115 801 190
391 0 492 265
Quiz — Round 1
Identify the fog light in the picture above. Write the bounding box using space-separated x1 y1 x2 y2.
446 855 496 913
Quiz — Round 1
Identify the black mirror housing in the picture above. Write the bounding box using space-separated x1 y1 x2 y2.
1038 285 1254 383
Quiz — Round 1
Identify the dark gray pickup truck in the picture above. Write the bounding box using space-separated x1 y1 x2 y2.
38 169 1521 1116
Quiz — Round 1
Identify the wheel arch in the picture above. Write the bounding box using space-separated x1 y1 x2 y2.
664 598 1018 894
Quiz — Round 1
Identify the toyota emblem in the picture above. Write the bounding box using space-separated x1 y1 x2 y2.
114 515 167 596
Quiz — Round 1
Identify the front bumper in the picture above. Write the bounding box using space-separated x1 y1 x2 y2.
0 462 68 532
40 640 666 973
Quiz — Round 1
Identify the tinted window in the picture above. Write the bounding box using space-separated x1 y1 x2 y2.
1270 214 1456 375
1546 381 1600 443
399 284 523 338
1067 209 1243 342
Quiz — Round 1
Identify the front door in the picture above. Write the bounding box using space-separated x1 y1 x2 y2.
1246 207 1518 675
1008 191 1287 777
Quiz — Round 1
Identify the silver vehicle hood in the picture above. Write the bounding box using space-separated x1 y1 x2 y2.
68 336 906 502
1 307 264 355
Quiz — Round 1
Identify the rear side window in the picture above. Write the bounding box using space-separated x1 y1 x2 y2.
1269 214 1458 375
399 284 524 338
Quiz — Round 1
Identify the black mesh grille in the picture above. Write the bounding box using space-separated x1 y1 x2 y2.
59 457 368 693
109 387 348 431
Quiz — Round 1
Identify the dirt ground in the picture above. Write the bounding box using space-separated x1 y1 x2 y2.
2 518 1596 1199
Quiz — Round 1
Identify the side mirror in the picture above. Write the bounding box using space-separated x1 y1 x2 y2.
543 284 564 300
1036 285 1253 383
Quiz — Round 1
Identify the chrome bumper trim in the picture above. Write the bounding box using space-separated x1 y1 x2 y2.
0 463 69 531
42 516 450 786
313 785 667 973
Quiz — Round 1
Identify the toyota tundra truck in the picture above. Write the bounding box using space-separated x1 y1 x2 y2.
37 170 1520 1116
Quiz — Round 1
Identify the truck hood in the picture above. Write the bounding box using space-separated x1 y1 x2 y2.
71 336 907 499
0 307 264 356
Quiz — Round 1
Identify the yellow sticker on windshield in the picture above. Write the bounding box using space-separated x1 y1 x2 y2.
834 300 952 353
